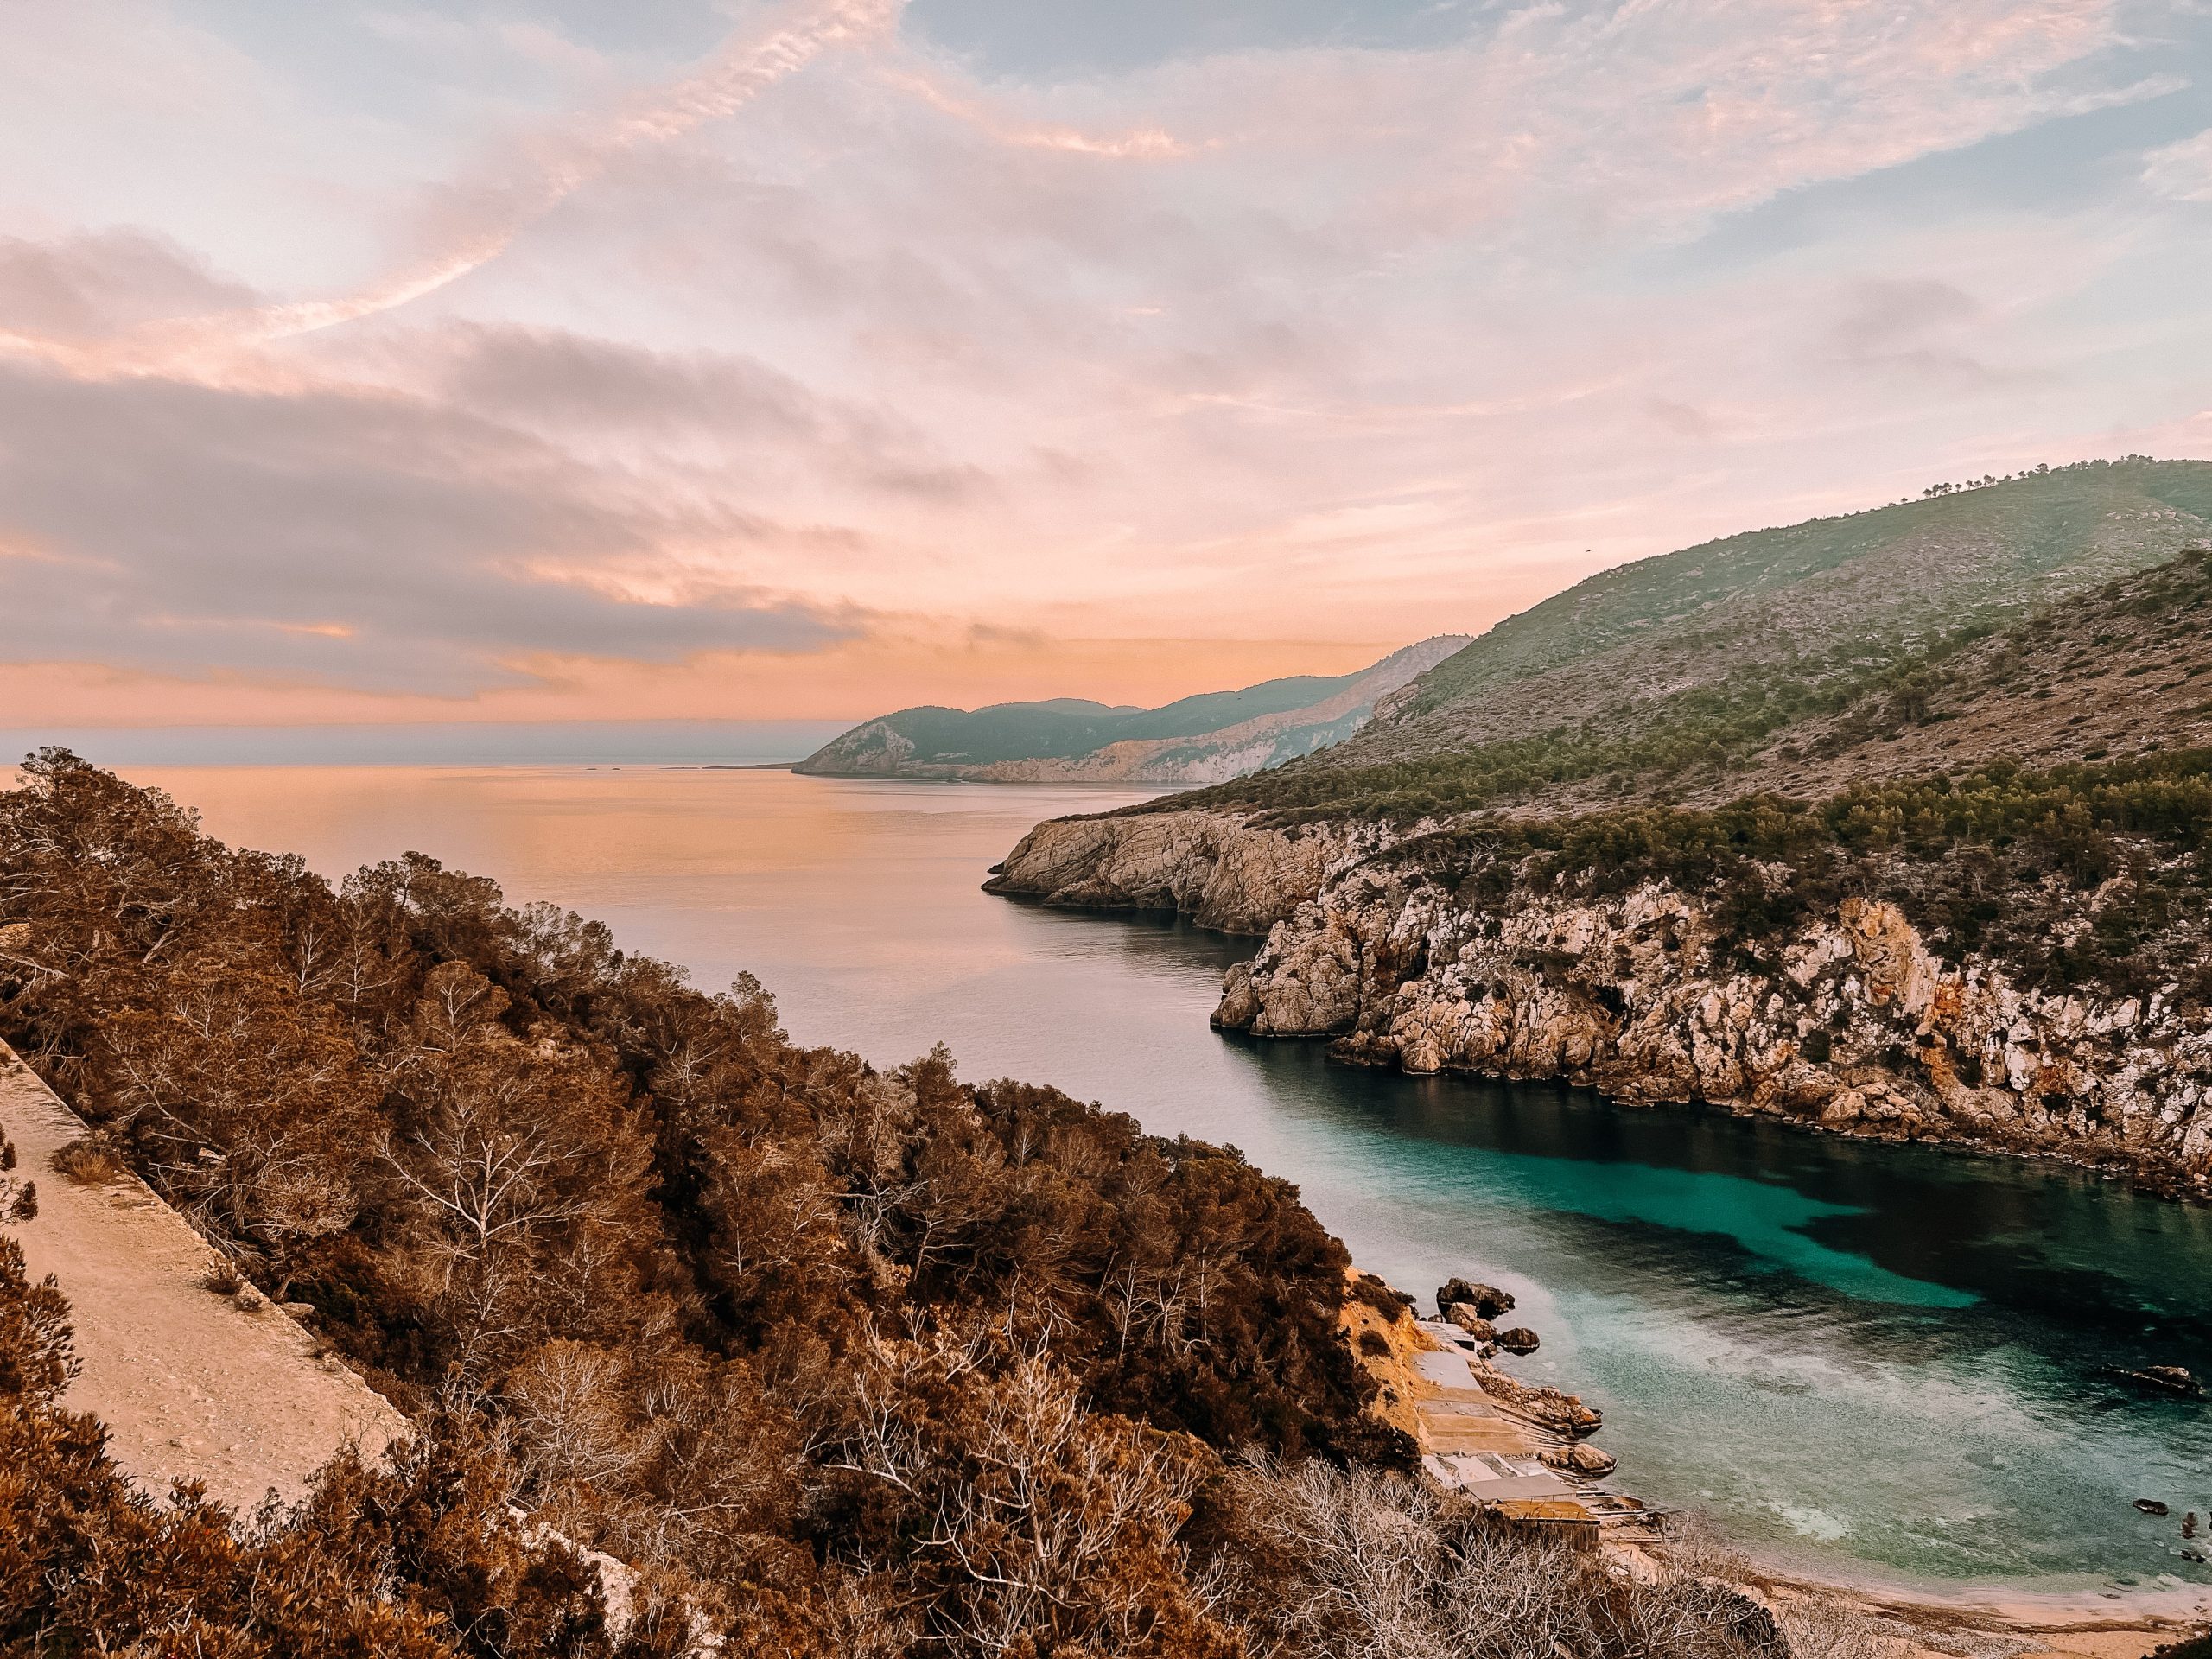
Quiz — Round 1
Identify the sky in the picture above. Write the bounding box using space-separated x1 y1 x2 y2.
3 0 2210 737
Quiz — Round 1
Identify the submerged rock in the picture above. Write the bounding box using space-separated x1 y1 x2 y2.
2136 1498 2171 1516
2112 1366 2203 1396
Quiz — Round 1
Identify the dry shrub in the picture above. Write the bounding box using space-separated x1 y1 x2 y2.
199 1259 245 1296
0 1130 34 1221
1775 1604 1917 1659
0 1239 660 1658
50 1133 123 1185
1198 1455 1902 1659
1350 1272 1414 1319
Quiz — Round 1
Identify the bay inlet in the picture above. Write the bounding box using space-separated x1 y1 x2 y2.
135 762 2212 1602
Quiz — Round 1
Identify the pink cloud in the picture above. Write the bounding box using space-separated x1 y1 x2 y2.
0 0 2206 726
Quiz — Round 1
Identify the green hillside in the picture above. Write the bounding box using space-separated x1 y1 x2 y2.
804 670 1361 770
794 636 1470 780
1403 456 2212 722
1139 457 2212 823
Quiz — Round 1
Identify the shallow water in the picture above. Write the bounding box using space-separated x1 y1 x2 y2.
133 763 2212 1599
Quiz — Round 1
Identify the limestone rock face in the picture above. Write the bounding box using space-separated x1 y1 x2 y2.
1246 902 1366 1034
1211 962 1262 1030
1220 861 2212 1192
986 810 1358 935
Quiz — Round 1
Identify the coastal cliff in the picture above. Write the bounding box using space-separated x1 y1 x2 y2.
982 503 2212 1193
983 809 1359 934
986 797 2212 1190
1211 857 2212 1192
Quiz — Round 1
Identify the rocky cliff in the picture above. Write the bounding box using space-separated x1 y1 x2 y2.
1211 855 2212 1193
983 809 1357 935
984 522 2212 1191
985 791 2212 1191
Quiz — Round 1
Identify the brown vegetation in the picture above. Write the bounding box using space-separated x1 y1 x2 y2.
0 751 1870 1654
0 1236 677 1657
48 1131 122 1185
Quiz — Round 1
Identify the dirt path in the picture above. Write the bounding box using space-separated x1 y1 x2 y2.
2 1040 406 1511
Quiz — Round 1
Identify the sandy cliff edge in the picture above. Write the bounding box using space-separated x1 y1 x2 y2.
1 1039 407 1510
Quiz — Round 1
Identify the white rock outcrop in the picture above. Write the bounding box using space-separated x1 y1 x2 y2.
985 810 1361 935
1214 870 2212 1190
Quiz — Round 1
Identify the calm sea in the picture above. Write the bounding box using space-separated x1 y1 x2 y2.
132 764 2212 1604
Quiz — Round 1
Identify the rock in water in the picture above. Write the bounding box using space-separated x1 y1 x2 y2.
1437 1278 1515 1319
1443 1304 1496 1342
1495 1326 1541 1355
1211 963 1262 1030
2111 1365 2203 1395
1541 1442 1618 1478
2135 1498 2171 1516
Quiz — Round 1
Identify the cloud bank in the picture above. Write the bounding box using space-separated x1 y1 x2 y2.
2 0 2208 724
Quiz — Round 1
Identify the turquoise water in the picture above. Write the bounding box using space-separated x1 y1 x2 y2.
133 763 2212 1601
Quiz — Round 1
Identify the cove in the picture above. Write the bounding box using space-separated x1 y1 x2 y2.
129 762 2212 1600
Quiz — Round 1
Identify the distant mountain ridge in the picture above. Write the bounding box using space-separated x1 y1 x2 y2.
794 635 1471 785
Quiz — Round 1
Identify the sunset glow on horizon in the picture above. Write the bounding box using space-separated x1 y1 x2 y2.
5 0 2211 731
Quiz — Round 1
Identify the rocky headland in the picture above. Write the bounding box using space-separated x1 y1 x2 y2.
995 800 2212 1192
1217 854 2212 1193
985 471 2212 1196
798 634 1469 785
982 807 1363 934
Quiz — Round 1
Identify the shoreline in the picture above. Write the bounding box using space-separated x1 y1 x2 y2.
1744 1536 2212 1630
1295 1033 2212 1206
1754 1566 2205 1659
1345 1277 2209 1656
1306 1036 2212 1206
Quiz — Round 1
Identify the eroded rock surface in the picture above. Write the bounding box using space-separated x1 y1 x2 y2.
984 810 1355 935
1212 863 2212 1191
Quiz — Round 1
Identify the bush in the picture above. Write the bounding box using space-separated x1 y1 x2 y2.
199 1261 245 1296
0 753 1399 1646
0 1237 645 1658
50 1133 123 1185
